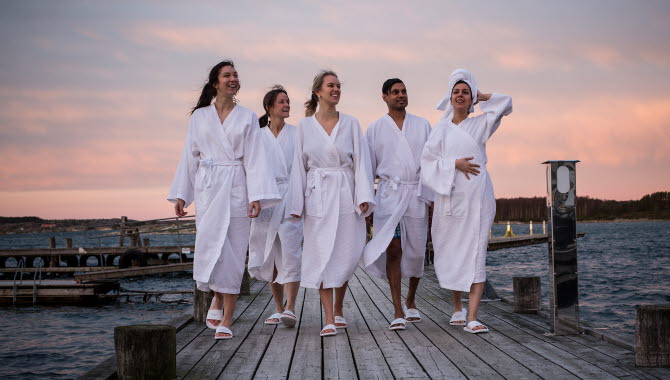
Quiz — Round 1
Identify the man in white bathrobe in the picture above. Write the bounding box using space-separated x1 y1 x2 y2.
363 79 431 330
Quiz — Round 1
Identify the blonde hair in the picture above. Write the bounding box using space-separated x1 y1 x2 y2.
304 70 338 117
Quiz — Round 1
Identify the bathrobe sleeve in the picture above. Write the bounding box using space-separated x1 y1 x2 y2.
471 93 513 143
365 124 378 177
420 124 458 198
285 124 307 218
242 113 281 209
167 117 199 208
352 119 376 217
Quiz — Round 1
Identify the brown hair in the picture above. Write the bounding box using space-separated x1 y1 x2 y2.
258 85 288 128
191 60 236 114
304 70 338 117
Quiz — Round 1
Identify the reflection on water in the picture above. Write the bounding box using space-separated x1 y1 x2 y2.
1 222 669 378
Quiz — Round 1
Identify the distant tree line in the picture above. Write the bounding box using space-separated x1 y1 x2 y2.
494 192 669 222
0 216 44 224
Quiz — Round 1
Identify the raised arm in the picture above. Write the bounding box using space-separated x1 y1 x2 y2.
471 91 513 143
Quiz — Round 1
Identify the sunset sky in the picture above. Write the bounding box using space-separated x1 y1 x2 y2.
1 0 669 220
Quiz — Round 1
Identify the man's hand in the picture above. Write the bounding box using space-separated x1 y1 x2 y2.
248 201 261 218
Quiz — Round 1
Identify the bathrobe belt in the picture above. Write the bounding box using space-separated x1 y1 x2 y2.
305 167 352 196
379 175 419 198
200 158 243 189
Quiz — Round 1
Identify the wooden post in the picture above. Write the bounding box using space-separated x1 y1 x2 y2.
65 238 73 249
114 324 176 379
636 305 670 367
529 221 533 236
193 285 215 323
543 220 546 234
130 235 139 247
49 237 56 249
513 276 541 313
143 238 150 247
119 216 128 247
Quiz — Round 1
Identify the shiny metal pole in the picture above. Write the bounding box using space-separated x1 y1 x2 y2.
543 160 581 334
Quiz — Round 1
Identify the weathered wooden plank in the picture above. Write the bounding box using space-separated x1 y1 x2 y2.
356 270 482 380
484 298 670 380
288 288 322 380
347 274 429 379
418 274 626 379
220 289 281 380
175 281 266 378
74 263 192 281
183 287 273 379
323 292 358 380
402 277 577 380
338 285 393 380
253 288 306 380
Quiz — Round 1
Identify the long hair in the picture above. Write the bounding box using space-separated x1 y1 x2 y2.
258 85 288 128
191 60 235 114
304 70 338 117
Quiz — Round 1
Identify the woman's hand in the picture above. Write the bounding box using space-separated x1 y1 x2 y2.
476 90 492 104
248 201 261 218
359 202 369 214
174 199 187 217
455 157 480 180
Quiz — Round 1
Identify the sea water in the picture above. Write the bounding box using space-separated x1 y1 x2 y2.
0 222 668 378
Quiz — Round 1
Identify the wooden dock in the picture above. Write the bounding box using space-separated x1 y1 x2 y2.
0 279 119 305
82 266 668 380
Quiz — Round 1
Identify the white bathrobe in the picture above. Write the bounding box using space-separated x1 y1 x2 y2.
363 113 431 279
168 104 281 294
248 125 303 284
420 94 513 292
286 113 376 289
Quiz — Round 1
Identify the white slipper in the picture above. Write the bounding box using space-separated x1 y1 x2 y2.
403 305 422 323
280 310 297 327
264 312 282 325
464 320 489 334
215 325 233 340
449 308 467 326
320 324 337 337
206 299 223 329
334 315 348 329
389 318 406 331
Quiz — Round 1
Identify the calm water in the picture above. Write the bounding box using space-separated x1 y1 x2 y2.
0 222 668 378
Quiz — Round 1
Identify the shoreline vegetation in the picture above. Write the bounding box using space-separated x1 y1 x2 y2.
1 192 667 235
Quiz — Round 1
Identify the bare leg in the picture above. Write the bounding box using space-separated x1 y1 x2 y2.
284 281 300 313
386 238 404 320
453 290 463 313
270 266 284 315
319 286 335 334
405 277 420 309
208 292 224 327
467 282 487 330
215 293 238 338
334 282 348 327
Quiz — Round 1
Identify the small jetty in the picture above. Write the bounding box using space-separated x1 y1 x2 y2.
0 279 118 305
82 267 669 380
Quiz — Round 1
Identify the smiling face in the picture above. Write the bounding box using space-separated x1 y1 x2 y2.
269 92 290 120
213 65 240 98
383 82 408 111
451 81 472 113
316 74 341 106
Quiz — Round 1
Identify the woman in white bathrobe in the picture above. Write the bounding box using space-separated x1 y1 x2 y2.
420 69 512 334
287 70 375 337
248 86 303 328
168 61 281 340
